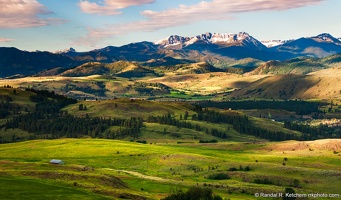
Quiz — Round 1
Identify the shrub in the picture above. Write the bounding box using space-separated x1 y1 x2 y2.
228 166 250 171
199 139 218 143
291 179 300 188
208 173 230 180
254 177 273 185
162 187 223 200
283 188 296 200
228 167 237 171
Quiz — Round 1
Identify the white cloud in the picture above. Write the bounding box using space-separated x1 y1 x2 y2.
0 37 13 43
79 0 155 15
0 0 66 28
78 0 324 46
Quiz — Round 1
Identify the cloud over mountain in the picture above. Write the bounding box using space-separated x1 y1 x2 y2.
0 37 13 43
79 0 156 15
141 0 323 22
78 0 323 46
0 0 66 28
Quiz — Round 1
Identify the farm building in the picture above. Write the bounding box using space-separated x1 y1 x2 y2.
49 159 64 165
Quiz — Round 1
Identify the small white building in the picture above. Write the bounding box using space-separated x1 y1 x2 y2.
49 159 64 165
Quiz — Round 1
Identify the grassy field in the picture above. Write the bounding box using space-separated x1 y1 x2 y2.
1 86 340 199
63 99 195 119
0 138 340 199
0 177 109 200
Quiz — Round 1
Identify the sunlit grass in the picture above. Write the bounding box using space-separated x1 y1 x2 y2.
0 138 340 199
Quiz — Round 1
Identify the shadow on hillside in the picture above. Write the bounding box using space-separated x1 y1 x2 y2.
230 74 319 99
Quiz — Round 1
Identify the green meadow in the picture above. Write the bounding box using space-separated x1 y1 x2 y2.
0 138 340 199
0 87 340 199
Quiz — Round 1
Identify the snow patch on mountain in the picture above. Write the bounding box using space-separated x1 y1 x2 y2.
155 35 191 48
184 37 199 46
311 33 341 44
261 40 286 48
55 47 76 54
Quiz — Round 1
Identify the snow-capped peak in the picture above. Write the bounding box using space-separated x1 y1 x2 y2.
155 32 266 50
55 47 76 54
196 32 252 43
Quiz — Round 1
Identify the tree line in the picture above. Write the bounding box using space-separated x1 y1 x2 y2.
193 106 341 141
147 113 228 139
284 121 341 140
193 107 297 141
0 94 22 119
2 88 339 143
3 89 142 142
5 113 142 140
196 100 325 115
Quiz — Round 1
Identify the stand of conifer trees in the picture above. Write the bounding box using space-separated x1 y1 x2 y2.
284 121 341 140
193 107 297 141
0 95 21 118
147 113 228 139
4 89 143 141
196 100 324 115
194 106 340 141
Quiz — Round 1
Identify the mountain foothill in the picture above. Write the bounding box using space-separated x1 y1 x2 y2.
0 32 341 100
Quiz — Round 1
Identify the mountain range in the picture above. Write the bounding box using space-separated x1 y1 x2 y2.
0 32 341 77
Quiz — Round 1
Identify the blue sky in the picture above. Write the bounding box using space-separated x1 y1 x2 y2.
0 0 340 52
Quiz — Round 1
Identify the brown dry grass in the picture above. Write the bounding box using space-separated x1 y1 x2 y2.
262 139 341 152
232 65 341 99
147 72 267 94
2 65 341 100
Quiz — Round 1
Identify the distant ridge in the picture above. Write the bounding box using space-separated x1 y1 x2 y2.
0 47 78 77
1 32 341 77
273 33 341 58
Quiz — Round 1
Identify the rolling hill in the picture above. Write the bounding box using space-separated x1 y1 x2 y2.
246 58 327 75
1 59 341 100
232 66 341 99
60 61 158 78
154 62 223 75
246 53 341 75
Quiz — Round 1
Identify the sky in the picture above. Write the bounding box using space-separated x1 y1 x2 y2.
0 0 340 52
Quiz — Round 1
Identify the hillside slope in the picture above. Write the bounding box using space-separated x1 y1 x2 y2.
0 47 78 77
60 61 158 78
247 54 341 75
232 66 341 99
